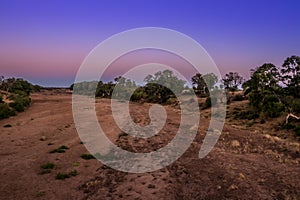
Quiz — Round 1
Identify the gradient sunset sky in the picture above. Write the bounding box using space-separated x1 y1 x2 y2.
1 0 300 86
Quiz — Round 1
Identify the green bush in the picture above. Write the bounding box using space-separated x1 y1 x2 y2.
249 91 262 109
0 103 15 119
49 145 69 153
232 94 244 101
291 99 300 113
282 123 296 130
41 163 55 169
56 173 70 180
130 89 144 102
8 95 31 112
56 170 78 180
260 119 266 124
203 96 218 109
262 101 284 118
81 154 95 160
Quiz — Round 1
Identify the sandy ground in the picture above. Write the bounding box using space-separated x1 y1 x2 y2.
0 91 299 200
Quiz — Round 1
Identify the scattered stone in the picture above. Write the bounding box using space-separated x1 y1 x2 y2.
239 173 246 179
148 184 155 189
189 124 198 132
228 184 238 191
40 136 47 141
231 140 240 147
217 185 222 190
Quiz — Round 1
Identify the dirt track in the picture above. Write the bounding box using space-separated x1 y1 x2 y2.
0 91 299 200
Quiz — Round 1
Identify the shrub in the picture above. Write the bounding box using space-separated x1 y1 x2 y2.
130 89 144 102
81 154 95 160
262 101 284 118
203 96 217 109
260 119 266 124
50 145 69 153
232 94 244 101
41 163 55 169
291 99 300 113
0 103 14 119
56 170 78 180
68 170 78 176
9 95 31 112
55 173 70 180
282 123 296 130
166 97 178 105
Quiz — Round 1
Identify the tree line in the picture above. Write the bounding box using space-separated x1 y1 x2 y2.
72 55 300 122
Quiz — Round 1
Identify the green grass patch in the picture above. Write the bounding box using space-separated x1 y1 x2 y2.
40 162 55 169
55 170 78 180
49 145 69 153
80 154 95 160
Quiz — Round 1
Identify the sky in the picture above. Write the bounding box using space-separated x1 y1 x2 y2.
0 0 300 87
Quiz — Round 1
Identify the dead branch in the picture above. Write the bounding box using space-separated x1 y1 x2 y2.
285 113 300 125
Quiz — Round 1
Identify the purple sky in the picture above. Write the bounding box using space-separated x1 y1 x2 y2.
1 0 300 86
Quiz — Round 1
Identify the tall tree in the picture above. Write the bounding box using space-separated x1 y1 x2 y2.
203 73 218 90
222 72 244 91
243 63 282 116
191 73 217 95
191 73 206 95
243 63 280 93
144 69 185 103
281 55 300 97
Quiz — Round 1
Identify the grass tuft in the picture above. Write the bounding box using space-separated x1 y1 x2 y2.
49 145 69 153
81 154 95 160
41 162 55 169
55 170 78 180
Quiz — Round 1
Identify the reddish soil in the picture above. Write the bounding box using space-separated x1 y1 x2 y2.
0 91 299 200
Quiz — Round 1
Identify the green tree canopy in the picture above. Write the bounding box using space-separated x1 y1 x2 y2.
281 55 300 97
222 72 244 91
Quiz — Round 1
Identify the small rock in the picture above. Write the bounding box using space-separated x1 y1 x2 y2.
40 136 47 141
231 140 240 147
189 124 198 132
217 185 221 190
148 184 155 189
239 173 245 179
228 184 238 191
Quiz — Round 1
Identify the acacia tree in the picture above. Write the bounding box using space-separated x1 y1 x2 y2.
243 63 280 92
243 63 283 117
191 73 218 96
144 70 185 103
222 72 244 91
281 55 300 98
203 73 218 90
191 73 206 95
